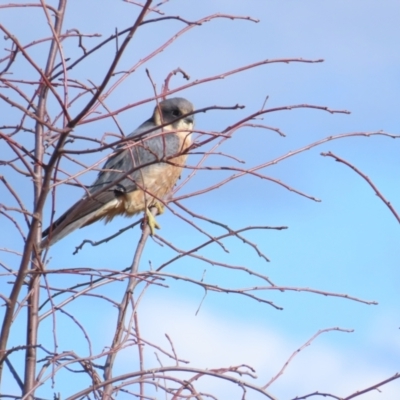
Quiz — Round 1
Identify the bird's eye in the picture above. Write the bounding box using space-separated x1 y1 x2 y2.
171 109 181 117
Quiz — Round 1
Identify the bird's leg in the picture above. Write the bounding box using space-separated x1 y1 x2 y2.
145 202 164 235
153 201 164 215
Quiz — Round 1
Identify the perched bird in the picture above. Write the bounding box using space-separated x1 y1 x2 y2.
41 97 194 247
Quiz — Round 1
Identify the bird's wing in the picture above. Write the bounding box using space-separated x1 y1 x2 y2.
41 124 182 246
88 123 182 195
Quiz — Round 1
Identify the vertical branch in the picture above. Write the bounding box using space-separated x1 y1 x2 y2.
0 0 152 390
133 311 144 397
40 0 70 126
24 1 67 397
102 208 155 398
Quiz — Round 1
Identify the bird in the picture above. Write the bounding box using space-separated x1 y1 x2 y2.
41 97 194 248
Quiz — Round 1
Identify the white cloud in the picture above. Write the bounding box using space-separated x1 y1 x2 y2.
108 295 400 399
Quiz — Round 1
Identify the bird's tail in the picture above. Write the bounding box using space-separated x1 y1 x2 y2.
41 208 98 248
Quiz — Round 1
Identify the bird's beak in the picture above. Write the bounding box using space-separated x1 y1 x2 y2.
184 116 194 125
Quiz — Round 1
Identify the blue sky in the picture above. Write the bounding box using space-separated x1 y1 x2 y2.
1 1 400 399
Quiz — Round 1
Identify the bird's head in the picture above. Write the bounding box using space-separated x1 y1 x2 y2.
153 97 194 130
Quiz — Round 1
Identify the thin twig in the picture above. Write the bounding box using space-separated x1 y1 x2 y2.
264 327 353 389
321 151 400 223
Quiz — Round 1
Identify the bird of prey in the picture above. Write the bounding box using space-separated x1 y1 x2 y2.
41 97 194 247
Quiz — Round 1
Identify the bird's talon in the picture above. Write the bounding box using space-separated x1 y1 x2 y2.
145 207 161 236
154 201 165 215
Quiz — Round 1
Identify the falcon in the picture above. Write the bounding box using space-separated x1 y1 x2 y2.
41 97 194 247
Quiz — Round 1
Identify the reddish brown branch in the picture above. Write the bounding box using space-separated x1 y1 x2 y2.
140 271 283 310
48 15 205 82
0 176 30 227
81 58 325 125
162 68 190 97
0 210 27 242
0 24 70 121
176 131 400 202
153 234 275 285
156 226 287 271
294 372 400 400
72 220 141 254
177 163 321 202
133 311 144 397
264 327 353 389
68 0 153 127
174 201 274 262
102 205 155 395
321 151 400 224
253 285 377 305
0 3 58 13
64 365 278 400
344 372 400 399
63 104 242 154
0 41 18 74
